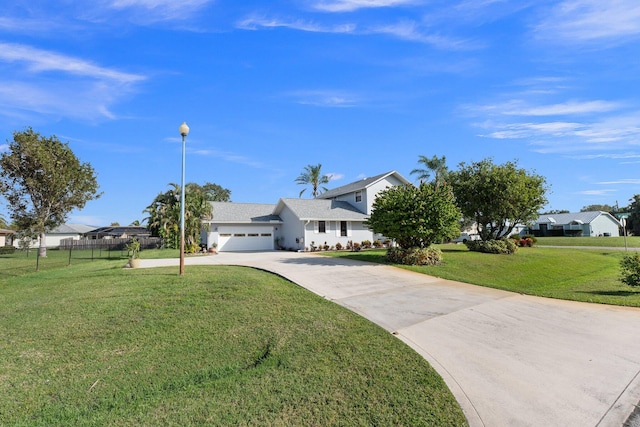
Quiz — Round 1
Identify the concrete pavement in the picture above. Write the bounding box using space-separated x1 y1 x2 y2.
140 251 640 426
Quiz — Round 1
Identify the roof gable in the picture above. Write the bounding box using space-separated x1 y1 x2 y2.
49 223 97 234
535 211 617 225
209 202 281 223
274 198 367 221
317 170 410 200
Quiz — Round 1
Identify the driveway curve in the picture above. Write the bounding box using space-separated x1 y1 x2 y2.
140 251 640 427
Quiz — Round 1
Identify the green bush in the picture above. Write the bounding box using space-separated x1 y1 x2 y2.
620 253 640 287
386 246 443 266
465 239 518 254
0 246 16 254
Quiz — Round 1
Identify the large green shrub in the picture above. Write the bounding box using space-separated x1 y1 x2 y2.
386 246 443 266
0 246 16 254
465 239 518 254
620 253 640 287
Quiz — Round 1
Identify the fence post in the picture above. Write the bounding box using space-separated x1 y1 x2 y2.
68 243 73 266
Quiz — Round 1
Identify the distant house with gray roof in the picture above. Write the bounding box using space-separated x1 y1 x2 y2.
530 211 621 237
203 171 409 252
20 223 97 248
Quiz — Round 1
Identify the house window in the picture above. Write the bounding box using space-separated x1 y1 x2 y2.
318 221 326 233
355 191 362 203
340 221 348 237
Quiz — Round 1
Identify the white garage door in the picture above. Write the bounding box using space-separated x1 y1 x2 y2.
218 226 274 251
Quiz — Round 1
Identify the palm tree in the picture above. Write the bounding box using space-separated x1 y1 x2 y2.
411 155 448 186
296 164 330 197
143 182 217 249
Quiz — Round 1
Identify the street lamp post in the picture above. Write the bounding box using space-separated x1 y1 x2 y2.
179 121 190 275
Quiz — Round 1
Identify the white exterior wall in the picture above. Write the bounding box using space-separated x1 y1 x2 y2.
277 207 306 251
364 176 405 215
304 220 374 249
590 215 621 236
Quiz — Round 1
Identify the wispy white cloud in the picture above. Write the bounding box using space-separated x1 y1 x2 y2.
0 43 145 84
285 90 361 107
311 0 417 13
577 189 617 196
237 16 356 33
0 43 146 121
107 0 214 21
237 16 472 49
326 173 345 181
192 149 265 169
0 144 8 152
501 100 621 116
535 0 640 44
597 179 640 185
568 153 640 160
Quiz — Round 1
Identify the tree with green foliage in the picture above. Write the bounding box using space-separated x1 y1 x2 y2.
365 183 461 250
625 195 640 236
0 212 7 228
542 209 570 214
144 182 228 251
449 158 548 241
581 204 615 214
410 155 449 186
0 128 100 257
295 164 329 198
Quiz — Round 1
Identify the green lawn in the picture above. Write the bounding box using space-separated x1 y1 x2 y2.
536 236 640 248
325 245 640 307
0 257 466 426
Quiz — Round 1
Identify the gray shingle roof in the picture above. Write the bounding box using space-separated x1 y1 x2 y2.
317 170 409 199
49 223 97 234
209 202 281 223
275 198 367 220
535 211 609 225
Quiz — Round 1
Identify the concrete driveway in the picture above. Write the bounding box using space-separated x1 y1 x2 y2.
141 251 640 427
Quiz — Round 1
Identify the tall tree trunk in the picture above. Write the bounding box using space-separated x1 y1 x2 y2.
38 231 47 257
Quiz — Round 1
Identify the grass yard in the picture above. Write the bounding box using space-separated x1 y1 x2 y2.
0 257 466 426
536 236 640 248
326 245 640 307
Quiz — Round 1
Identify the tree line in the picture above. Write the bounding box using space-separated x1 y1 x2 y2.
2 128 639 261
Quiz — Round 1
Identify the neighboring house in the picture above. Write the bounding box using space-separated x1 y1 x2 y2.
83 226 151 240
0 228 15 246
46 223 97 247
203 171 410 252
11 223 95 248
529 211 621 237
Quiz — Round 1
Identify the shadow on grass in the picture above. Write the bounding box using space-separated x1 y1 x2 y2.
578 290 639 297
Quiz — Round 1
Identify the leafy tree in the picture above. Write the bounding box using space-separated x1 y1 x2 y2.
581 204 615 214
0 128 100 257
0 212 7 228
129 220 141 226
365 183 461 249
410 155 448 186
110 222 120 226
541 209 570 214
144 182 228 250
625 195 640 236
295 164 329 197
449 158 548 241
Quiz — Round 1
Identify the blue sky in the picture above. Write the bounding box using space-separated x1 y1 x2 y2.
1 0 640 226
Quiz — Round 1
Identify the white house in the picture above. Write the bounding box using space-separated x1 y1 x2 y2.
203 171 410 252
12 223 96 248
0 228 14 247
529 211 621 237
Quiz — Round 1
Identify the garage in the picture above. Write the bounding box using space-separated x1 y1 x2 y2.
216 225 274 252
